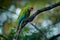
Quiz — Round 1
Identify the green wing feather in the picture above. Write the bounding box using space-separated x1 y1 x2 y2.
16 5 31 25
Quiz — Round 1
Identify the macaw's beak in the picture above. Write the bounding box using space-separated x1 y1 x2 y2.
29 7 33 12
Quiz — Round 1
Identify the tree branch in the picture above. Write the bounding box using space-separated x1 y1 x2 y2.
0 6 16 14
0 34 8 40
0 0 16 14
30 23 49 40
49 34 60 40
13 2 60 40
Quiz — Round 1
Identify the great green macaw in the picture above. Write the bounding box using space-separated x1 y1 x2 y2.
16 5 33 30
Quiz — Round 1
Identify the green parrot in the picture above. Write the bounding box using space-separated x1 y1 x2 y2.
16 5 33 30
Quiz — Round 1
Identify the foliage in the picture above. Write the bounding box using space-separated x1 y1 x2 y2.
0 0 13 13
0 0 60 40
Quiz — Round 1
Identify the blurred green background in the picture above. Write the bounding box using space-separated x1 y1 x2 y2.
0 0 60 40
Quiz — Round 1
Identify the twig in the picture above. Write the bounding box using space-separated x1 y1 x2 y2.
0 34 8 40
0 6 16 14
0 0 16 14
30 23 49 40
49 34 60 40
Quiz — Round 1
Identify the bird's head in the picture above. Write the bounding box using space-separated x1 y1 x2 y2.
28 7 33 12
